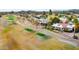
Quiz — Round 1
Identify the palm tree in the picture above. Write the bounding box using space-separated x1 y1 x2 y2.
49 9 52 15
73 18 79 39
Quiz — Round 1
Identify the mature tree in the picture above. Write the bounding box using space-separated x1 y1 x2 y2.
0 15 2 17
67 16 72 22
42 11 48 19
73 18 78 24
46 17 60 30
51 17 60 24
73 18 79 39
42 11 46 15
49 9 52 15
10 11 14 14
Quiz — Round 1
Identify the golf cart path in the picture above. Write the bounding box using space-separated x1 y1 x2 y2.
42 29 79 47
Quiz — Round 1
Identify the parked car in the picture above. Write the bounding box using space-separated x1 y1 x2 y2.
64 23 74 32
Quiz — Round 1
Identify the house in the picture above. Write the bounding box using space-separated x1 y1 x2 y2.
52 22 74 31
52 23 63 31
33 16 48 25
66 23 74 31
37 18 48 25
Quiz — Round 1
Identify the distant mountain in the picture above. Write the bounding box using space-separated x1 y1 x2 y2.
56 9 79 14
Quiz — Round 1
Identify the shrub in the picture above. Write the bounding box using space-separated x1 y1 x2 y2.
36 32 49 40
24 28 35 32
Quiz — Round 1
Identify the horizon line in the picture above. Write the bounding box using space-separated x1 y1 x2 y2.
0 9 79 12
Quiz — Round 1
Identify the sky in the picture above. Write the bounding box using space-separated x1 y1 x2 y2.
0 0 79 11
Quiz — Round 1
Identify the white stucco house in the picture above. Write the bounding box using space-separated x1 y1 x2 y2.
37 18 48 24
51 16 74 31
52 22 74 31
33 16 48 25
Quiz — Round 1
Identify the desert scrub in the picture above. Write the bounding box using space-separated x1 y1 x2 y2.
2 27 10 33
2 26 12 33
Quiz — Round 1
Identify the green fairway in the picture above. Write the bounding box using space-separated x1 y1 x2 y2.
7 15 16 24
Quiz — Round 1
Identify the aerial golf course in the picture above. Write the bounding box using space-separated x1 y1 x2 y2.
0 14 78 50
